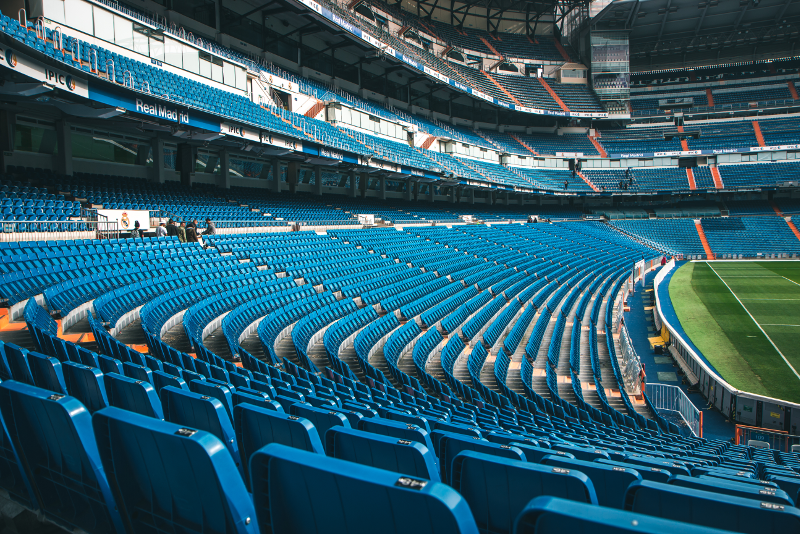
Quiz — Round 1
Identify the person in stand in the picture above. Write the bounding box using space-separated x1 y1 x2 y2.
185 223 198 244
130 221 142 239
166 218 178 237
201 217 216 236
187 219 197 232
661 255 667 266
156 222 167 237
177 221 187 243
564 180 569 190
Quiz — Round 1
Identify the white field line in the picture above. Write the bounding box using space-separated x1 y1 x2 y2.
707 262 800 382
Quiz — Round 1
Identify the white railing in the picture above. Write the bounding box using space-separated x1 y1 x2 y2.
645 383 702 437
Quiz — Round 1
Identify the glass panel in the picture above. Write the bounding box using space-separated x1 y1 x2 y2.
45 0 65 24
93 6 114 43
183 44 199 74
65 0 92 34
222 62 235 86
199 56 211 78
113 15 133 49
235 67 247 91
132 28 149 55
149 36 164 61
211 62 223 83
164 37 183 68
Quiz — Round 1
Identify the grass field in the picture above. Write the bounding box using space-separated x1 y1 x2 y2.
669 261 800 404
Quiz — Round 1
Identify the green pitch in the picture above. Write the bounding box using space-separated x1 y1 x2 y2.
669 261 800 404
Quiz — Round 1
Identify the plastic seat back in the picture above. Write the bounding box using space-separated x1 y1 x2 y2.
62 362 108 413
452 451 597 534
439 432 525 484
27 352 67 394
667 474 793 506
290 404 350 448
92 407 257 534
625 479 800 534
541 454 641 509
5 345 34 385
104 373 163 419
151 370 188 397
516 496 734 534
359 417 435 454
250 443 478 534
189 379 234 419
326 426 439 481
160 386 241 474
0 381 123 534
233 404 324 490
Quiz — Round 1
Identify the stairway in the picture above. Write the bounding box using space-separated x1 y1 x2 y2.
510 133 539 156
483 71 522 106
694 220 716 260
588 135 607 157
706 88 715 107
752 121 766 147
576 170 600 192
304 100 325 118
789 81 799 100
677 125 689 151
686 168 696 190
420 135 437 150
710 166 724 189
553 38 571 62
537 78 570 113
479 36 502 57
785 217 800 243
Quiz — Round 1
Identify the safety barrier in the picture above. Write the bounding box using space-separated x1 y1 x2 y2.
645 383 702 437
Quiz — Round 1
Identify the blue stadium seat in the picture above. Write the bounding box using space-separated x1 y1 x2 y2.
540 454 641 509
62 362 109 413
515 496 737 534
290 403 350 449
250 443 479 533
451 451 597 534
624 480 800 534
325 426 440 481
26 351 68 394
233 403 324 490
92 407 257 534
0 381 124 534
437 432 525 483
667 475 794 506
103 372 164 419
160 386 242 475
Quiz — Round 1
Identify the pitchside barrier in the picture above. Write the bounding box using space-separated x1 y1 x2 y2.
654 259 800 446
619 258 704 437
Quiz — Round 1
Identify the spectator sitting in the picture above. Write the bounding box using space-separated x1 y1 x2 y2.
177 222 187 243
130 221 142 239
156 222 167 237
201 217 216 235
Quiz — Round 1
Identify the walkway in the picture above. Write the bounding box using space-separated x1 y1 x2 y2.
624 265 733 441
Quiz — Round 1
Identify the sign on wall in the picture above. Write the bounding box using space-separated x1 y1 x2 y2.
97 209 151 232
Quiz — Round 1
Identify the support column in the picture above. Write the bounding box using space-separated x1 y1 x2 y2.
379 175 386 200
150 138 165 183
469 189 475 204
218 149 230 189
271 158 281 193
504 192 510 205
349 170 357 198
405 180 413 201
177 143 194 187
288 161 299 194
429 183 435 202
0 111 14 172
360 172 368 198
314 165 322 195
55 119 73 177
449 187 455 203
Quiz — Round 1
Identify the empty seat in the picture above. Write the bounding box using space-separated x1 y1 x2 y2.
0 381 124 534
290 404 350 449
26 352 68 394
233 404 324 490
250 443 479 533
62 362 108 413
326 426 439 481
359 417 436 454
151 370 188 396
104 372 164 419
451 451 597 534
624 480 800 534
5 345 34 385
92 406 257 534
160 386 242 474
438 432 525 484
516 496 735 534
541 454 641 509
667 475 793 506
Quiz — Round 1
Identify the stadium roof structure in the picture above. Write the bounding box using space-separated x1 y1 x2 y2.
591 0 800 70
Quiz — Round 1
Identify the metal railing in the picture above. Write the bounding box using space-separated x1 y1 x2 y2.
0 220 119 241
645 383 702 437
618 326 643 395
734 425 800 451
